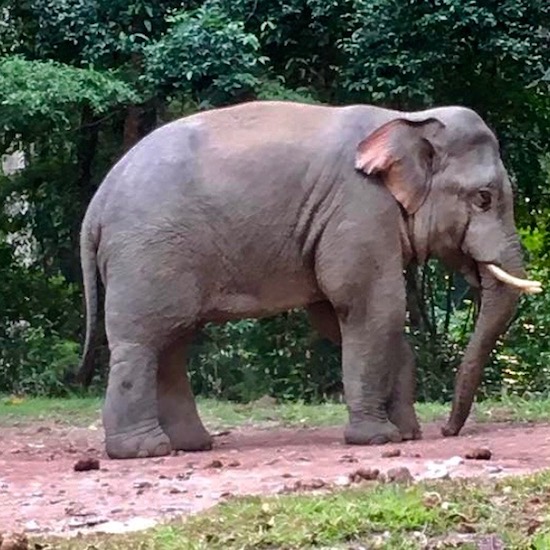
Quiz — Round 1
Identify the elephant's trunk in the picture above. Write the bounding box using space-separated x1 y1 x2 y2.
441 237 536 436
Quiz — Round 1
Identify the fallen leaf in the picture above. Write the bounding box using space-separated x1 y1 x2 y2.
3 395 25 406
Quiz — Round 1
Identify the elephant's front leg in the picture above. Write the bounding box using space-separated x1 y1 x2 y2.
307 300 420 439
339 302 404 445
316 224 409 444
387 335 422 440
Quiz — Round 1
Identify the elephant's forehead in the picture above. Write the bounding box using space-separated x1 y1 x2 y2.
426 105 487 128
422 106 497 145
445 144 504 188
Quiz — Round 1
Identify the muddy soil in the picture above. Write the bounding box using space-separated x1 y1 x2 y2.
1 419 550 536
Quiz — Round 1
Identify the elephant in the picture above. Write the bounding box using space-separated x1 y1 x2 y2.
77 100 541 459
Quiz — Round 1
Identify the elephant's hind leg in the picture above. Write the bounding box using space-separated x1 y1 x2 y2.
103 342 171 459
157 335 212 452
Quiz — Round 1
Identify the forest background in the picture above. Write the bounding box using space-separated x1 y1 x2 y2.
0 0 548 404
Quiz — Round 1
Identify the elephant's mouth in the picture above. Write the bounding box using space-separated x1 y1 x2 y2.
483 263 542 294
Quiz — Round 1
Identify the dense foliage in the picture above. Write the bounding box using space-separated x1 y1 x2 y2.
0 0 548 401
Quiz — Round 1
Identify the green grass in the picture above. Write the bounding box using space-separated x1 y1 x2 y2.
0 395 102 425
1 394 550 429
38 471 550 549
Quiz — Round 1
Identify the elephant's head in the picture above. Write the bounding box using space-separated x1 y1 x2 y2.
355 107 542 435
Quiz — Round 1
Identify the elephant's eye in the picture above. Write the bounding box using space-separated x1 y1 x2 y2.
474 189 492 211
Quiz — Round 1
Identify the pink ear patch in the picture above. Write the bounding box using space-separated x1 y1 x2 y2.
355 126 395 174
355 117 439 215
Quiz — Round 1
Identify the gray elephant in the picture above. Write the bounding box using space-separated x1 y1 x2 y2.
78 100 541 459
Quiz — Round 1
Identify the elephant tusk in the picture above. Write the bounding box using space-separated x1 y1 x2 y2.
486 264 543 294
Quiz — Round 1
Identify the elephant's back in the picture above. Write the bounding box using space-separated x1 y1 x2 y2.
87 100 397 238
92 100 388 207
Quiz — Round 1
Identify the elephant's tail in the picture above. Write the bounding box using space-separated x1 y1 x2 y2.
77 218 100 388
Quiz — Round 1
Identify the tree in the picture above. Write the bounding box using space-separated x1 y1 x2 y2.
338 0 550 205
144 5 266 107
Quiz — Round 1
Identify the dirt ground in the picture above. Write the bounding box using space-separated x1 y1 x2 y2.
2 419 550 536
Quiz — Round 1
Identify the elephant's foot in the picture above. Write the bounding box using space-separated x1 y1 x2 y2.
441 421 461 437
388 405 422 441
344 419 402 446
162 420 213 452
105 426 172 459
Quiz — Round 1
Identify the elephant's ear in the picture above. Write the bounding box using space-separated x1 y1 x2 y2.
355 118 445 214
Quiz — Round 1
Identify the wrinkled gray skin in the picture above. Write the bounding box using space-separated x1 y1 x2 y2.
79 101 525 459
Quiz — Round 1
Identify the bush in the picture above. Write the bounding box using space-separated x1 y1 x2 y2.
0 243 82 395
0 324 80 396
188 312 342 403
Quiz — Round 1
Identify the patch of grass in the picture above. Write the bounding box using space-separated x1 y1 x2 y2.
160 486 443 549
39 471 550 549
200 397 550 432
0 394 102 426
474 395 550 424
199 398 349 430
1 394 550 429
